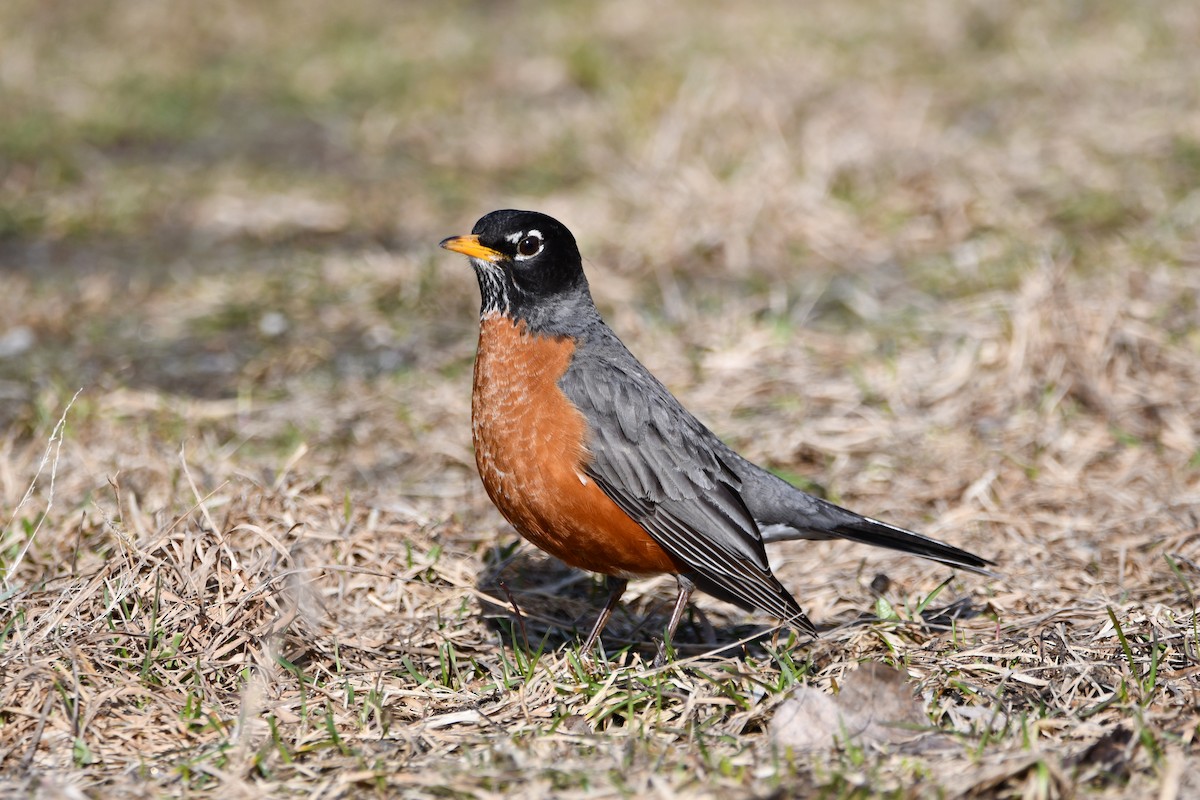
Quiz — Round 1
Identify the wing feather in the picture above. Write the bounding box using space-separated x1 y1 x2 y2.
562 330 814 633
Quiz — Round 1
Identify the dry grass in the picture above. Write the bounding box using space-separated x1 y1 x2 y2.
2 0 1199 797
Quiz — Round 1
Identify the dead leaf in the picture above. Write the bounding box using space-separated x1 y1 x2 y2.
770 662 941 753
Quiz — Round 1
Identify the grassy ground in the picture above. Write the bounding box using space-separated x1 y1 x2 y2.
2 0 1199 796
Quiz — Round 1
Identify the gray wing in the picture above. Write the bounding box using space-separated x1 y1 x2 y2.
561 330 814 632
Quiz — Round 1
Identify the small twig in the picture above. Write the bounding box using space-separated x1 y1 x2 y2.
2 388 83 592
179 442 240 571
19 691 54 774
70 510 85 576
498 579 530 653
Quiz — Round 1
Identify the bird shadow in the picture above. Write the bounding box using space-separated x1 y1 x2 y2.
474 543 798 664
474 546 995 667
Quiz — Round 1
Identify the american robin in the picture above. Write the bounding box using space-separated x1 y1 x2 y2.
441 209 992 660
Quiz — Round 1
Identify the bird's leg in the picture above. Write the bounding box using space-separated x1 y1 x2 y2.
581 577 628 655
654 574 696 667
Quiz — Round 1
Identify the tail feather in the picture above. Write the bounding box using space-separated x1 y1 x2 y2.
728 452 995 576
764 509 996 576
828 516 994 575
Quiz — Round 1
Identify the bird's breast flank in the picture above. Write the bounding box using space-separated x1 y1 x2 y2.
471 314 587 475
470 313 681 577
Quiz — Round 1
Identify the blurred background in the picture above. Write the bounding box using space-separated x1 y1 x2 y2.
2 0 1198 499
4 2 1195 383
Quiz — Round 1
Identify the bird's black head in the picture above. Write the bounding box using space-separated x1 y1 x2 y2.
440 209 596 333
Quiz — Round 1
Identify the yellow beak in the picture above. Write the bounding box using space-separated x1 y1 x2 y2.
439 234 503 262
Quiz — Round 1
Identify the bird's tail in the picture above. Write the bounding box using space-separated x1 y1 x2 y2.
766 506 996 576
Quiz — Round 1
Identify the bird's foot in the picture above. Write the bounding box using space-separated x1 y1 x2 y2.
575 643 612 675
651 638 670 668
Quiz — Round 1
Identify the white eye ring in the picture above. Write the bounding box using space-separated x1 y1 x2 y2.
514 229 544 261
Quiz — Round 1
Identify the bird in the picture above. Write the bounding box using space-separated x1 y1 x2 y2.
440 209 993 661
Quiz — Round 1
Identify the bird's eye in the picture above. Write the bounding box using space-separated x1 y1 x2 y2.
516 233 543 258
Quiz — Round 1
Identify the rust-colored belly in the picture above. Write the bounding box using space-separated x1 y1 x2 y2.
471 314 682 578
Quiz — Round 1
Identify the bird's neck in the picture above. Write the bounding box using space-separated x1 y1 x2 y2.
474 273 601 338
474 264 512 318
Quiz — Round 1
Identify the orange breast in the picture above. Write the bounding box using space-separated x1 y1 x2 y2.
471 314 683 578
